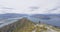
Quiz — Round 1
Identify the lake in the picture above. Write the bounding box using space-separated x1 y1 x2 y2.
27 16 60 27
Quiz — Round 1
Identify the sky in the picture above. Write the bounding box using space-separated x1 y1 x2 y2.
0 0 60 14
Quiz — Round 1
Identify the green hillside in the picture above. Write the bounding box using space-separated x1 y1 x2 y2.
12 18 35 32
1 18 60 32
12 18 60 32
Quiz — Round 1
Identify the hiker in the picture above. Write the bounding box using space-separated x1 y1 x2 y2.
39 21 40 24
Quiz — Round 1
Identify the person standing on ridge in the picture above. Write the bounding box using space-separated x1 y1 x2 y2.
39 21 40 24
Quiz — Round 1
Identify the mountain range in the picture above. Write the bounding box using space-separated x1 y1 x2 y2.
0 13 28 19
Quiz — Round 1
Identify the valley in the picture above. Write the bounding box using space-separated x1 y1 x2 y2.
0 14 60 32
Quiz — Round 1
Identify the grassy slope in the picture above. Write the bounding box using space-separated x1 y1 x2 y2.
32 24 60 32
12 18 60 32
48 25 60 32
13 18 35 32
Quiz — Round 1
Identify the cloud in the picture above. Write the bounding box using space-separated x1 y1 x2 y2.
0 0 60 14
